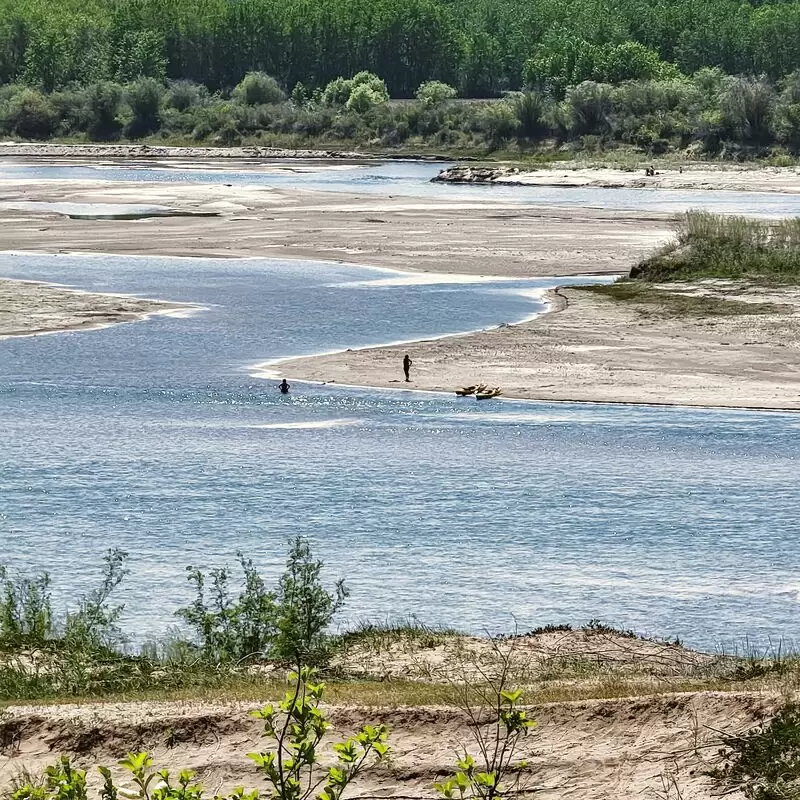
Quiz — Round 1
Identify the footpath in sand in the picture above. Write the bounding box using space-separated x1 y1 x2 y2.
276 283 800 411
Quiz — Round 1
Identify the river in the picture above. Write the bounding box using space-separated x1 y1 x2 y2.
1 161 798 651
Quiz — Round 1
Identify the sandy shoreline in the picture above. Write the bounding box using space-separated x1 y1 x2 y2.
275 283 800 411
3 154 800 407
0 277 196 338
435 163 800 193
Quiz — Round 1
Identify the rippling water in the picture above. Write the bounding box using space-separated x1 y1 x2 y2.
2 162 800 651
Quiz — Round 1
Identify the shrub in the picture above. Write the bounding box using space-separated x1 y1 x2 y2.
715 703 800 799
273 538 348 666
165 80 207 112
472 101 520 148
416 80 457 105
323 72 388 110
1 87 59 139
83 81 123 140
718 75 775 144
125 77 164 138
511 91 549 139
565 81 613 136
233 72 285 106
176 537 347 666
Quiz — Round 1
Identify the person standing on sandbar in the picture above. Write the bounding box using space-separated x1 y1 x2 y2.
403 353 412 382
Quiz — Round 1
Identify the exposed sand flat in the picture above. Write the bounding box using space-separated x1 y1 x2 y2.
0 176 669 276
0 691 773 799
0 277 193 338
436 163 800 193
276 283 800 411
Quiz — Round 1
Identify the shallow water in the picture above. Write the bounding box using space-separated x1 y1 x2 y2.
0 200 217 220
4 160 800 216
1 249 799 651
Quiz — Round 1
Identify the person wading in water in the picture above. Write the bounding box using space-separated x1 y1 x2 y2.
403 354 412 382
279 378 290 394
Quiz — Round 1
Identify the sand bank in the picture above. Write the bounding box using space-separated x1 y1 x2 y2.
436 163 800 193
275 282 800 411
0 277 194 338
0 174 670 276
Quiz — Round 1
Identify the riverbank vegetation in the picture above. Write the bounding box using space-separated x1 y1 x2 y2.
0 539 797 707
632 211 800 282
4 69 800 158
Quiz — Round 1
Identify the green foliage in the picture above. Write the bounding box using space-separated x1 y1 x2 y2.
0 548 129 651
176 538 347 667
233 72 285 106
435 640 536 800
273 538 349 667
715 703 800 799
125 77 164 138
632 211 800 283
248 667 389 800
718 75 775 144
0 562 52 643
416 80 457 105
323 72 388 109
83 81 123 140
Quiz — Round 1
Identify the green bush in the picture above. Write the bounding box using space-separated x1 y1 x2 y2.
125 77 163 138
177 537 347 666
83 81 123 140
233 72 284 106
416 80 457 105
1 87 59 139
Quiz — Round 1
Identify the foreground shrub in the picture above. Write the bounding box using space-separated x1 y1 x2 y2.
716 703 800 799
8 669 389 800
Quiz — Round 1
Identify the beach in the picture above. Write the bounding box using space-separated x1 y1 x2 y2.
274 282 800 410
0 277 192 338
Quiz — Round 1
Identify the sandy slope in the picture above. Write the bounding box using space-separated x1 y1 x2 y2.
0 691 773 799
274 283 800 410
0 278 193 338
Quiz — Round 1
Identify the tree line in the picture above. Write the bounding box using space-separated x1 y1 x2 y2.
3 0 800 97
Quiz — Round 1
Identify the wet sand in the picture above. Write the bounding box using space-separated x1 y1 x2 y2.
0 277 193 338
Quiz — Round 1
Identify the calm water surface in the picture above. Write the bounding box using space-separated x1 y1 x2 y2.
1 163 800 650
5 159 800 216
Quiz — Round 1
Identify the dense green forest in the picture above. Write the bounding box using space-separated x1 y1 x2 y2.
2 0 800 97
2 0 800 154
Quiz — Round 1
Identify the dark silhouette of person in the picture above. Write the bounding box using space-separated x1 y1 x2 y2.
279 379 290 394
403 354 412 382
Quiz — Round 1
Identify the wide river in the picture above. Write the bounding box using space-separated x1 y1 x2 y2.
1 160 799 651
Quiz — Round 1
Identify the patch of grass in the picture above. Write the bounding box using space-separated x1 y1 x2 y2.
714 702 800 799
334 618 461 652
633 211 800 284
579 280 783 317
